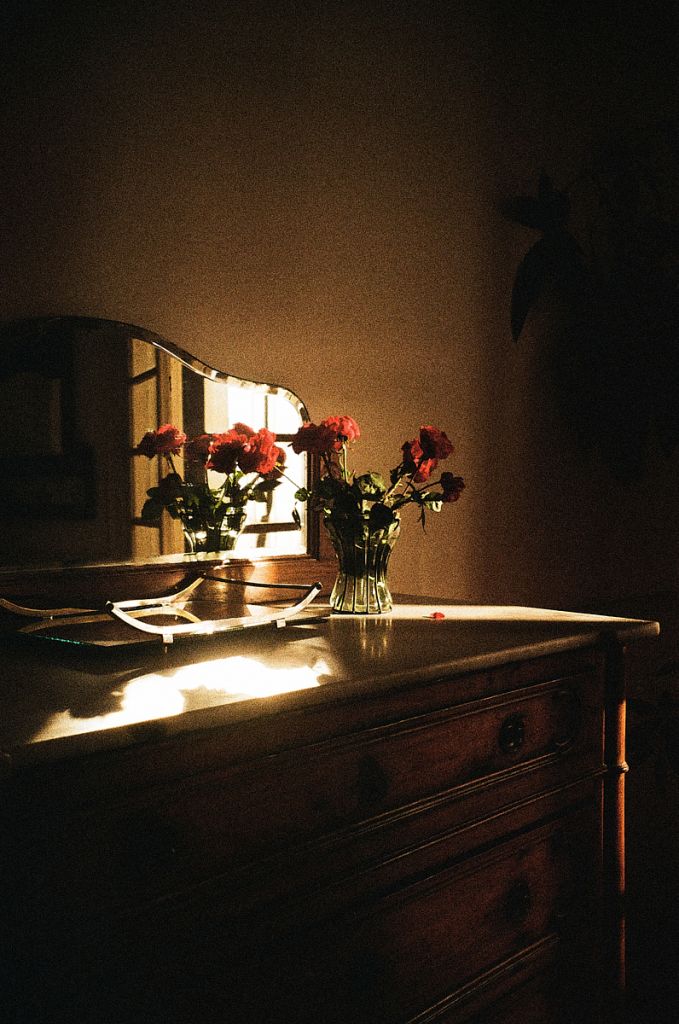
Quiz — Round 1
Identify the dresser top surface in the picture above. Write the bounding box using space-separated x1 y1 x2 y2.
0 602 658 766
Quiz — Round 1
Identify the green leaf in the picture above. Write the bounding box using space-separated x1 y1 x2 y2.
368 503 397 531
317 477 344 501
333 488 361 516
354 472 387 499
422 495 443 513
294 487 310 501
292 506 302 528
141 497 163 521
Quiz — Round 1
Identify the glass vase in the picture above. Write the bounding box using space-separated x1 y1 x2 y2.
183 508 247 554
323 511 400 614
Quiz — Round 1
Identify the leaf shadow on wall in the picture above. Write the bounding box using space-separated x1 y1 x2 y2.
502 118 679 480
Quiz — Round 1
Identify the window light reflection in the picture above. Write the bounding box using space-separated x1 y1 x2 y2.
29 656 329 744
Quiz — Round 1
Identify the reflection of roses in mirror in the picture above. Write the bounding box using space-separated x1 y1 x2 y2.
322 415 361 449
135 423 187 457
134 422 286 544
290 422 341 456
291 416 464 530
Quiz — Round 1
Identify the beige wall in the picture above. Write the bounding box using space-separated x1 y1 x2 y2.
1 1 677 607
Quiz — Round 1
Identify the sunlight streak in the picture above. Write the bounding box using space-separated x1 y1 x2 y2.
29 656 329 743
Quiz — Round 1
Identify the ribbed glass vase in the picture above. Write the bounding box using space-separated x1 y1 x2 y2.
323 511 400 614
183 508 247 554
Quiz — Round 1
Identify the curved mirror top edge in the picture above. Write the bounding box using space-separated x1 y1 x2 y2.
1 315 310 418
0 315 310 570
117 317 309 421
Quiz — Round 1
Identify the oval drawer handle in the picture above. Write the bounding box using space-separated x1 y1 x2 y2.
498 712 526 755
504 879 532 926
553 687 582 749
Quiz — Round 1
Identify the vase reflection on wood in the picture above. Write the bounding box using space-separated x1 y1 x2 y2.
183 507 247 554
323 512 400 614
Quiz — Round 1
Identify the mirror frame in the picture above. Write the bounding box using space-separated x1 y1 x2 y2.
0 316 335 608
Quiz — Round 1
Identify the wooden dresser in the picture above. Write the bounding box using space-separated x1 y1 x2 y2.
0 603 658 1023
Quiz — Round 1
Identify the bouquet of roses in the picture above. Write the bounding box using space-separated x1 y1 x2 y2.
134 422 285 544
290 415 464 531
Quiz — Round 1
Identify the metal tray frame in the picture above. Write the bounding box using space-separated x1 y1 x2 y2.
0 573 324 646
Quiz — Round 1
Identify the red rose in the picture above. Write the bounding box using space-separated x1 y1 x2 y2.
135 423 186 457
291 422 338 455
440 472 465 502
260 442 286 477
238 428 283 475
402 439 438 482
207 429 244 475
207 426 284 477
321 415 361 450
419 426 454 461
232 422 255 438
184 434 213 464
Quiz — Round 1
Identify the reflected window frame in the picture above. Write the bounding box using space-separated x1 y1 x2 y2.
0 316 315 569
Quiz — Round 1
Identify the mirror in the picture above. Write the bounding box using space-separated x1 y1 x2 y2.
0 317 309 569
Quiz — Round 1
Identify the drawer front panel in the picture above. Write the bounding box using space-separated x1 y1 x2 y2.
10 670 603 918
199 801 602 1024
131 671 599 866
16 796 601 1024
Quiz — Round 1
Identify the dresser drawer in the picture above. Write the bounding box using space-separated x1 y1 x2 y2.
182 796 603 1024
7 669 603 923
18 788 601 1024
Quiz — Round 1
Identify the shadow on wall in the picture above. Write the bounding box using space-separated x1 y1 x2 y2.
502 118 679 481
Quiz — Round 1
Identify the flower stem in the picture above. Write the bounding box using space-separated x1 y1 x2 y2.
340 443 349 483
